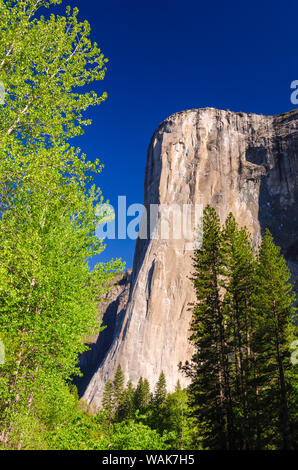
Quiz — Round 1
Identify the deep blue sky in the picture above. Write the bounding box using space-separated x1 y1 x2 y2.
55 0 297 269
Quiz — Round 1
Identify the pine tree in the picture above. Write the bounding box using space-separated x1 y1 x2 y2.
149 372 167 433
102 381 114 426
252 229 297 449
134 377 151 414
182 205 234 449
134 377 144 412
118 381 135 421
153 372 167 407
160 389 193 450
113 365 125 420
183 208 298 450
222 214 257 449
175 380 182 392
142 379 152 410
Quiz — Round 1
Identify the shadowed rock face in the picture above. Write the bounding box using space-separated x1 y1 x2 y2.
82 107 298 409
75 271 131 398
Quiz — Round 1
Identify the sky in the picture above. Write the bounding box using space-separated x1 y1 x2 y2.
54 0 297 269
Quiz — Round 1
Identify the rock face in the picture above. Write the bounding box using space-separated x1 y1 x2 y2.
82 107 298 409
75 270 132 398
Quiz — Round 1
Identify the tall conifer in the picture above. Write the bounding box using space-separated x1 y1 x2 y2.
184 209 298 449
252 229 297 449
183 206 234 449
113 365 125 420
222 214 257 449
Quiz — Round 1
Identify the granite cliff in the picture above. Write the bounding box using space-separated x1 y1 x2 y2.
81 107 298 409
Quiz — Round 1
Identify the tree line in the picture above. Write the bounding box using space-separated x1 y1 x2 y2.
182 206 298 450
99 367 196 449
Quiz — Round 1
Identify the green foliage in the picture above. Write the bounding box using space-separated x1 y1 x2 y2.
153 371 167 407
182 206 298 450
98 372 199 450
134 377 151 414
158 389 198 450
107 420 171 450
1 0 297 452
113 365 125 416
0 0 123 449
102 381 114 426
0 0 107 148
182 206 228 449
251 229 297 449
221 213 258 448
118 380 135 421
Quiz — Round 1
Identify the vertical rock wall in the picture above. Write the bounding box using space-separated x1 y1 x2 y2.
83 108 298 408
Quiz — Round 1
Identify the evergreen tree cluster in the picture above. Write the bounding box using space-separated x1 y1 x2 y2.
100 369 197 449
102 369 168 426
182 206 298 450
